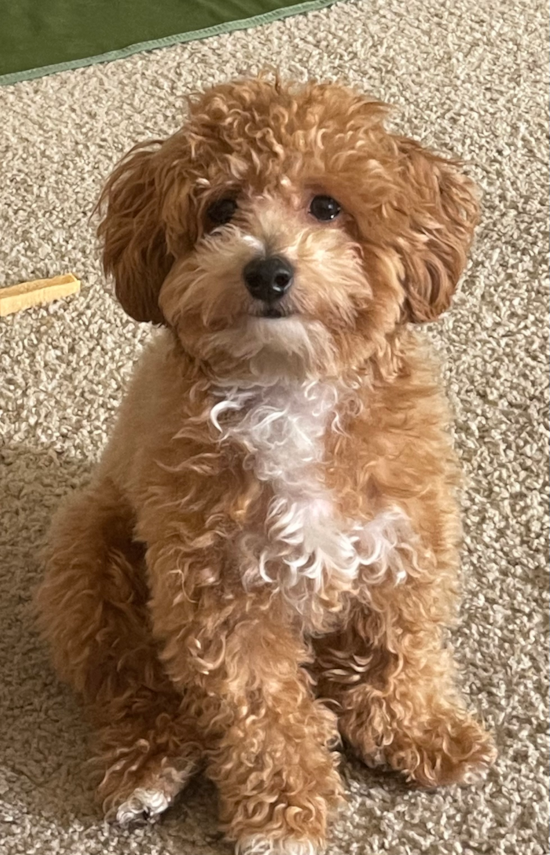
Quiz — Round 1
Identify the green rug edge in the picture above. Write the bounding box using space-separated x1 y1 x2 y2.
0 0 341 88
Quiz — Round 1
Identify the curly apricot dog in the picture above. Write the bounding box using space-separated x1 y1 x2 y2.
37 76 496 854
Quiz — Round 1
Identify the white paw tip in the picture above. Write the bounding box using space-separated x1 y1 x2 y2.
237 836 318 855
116 787 170 826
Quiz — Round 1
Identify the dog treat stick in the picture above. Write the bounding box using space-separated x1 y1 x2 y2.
0 273 81 317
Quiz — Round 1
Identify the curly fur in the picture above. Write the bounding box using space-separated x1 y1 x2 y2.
36 76 496 853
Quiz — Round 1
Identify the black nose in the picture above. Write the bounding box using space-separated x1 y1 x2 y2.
243 255 294 302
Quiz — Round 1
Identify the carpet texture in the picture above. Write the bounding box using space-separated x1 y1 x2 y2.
0 1 548 853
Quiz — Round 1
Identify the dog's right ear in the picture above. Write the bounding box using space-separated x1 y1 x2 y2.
98 142 173 325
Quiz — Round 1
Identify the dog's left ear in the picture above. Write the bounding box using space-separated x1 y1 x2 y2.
395 137 479 323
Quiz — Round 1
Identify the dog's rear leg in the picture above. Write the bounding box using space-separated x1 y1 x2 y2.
36 477 201 822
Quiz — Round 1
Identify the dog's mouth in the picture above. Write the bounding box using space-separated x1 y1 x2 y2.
249 303 295 320
261 306 288 319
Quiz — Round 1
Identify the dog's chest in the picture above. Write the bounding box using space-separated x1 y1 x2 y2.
212 379 334 498
211 380 409 605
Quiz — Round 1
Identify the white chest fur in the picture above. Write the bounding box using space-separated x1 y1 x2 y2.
210 379 410 608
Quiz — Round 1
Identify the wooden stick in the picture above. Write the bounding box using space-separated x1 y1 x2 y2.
0 273 81 317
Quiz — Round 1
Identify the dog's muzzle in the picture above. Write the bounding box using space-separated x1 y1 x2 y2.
243 255 294 304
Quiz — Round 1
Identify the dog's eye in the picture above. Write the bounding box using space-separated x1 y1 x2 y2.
309 195 341 222
207 198 237 226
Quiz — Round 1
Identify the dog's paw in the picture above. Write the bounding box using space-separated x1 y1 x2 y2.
392 714 497 788
239 834 320 855
100 751 197 825
349 703 497 788
237 837 319 855
115 787 172 826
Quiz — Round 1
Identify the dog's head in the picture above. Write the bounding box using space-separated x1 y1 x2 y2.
98 77 478 380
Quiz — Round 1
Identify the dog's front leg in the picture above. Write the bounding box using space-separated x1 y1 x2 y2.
314 582 497 788
145 532 343 854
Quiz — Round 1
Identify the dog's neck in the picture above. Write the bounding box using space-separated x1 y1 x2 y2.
172 322 405 396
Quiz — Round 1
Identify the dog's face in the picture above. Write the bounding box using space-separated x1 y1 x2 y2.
99 78 478 379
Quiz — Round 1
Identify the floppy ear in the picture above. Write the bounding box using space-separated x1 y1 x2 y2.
97 142 173 325
395 138 479 323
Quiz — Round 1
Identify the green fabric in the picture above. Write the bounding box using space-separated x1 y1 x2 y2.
0 0 338 86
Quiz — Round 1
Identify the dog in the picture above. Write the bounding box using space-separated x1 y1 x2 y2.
37 76 497 854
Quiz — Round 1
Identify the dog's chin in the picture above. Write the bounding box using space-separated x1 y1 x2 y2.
196 315 337 384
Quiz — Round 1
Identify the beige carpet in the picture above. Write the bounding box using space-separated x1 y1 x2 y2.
0 0 548 852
